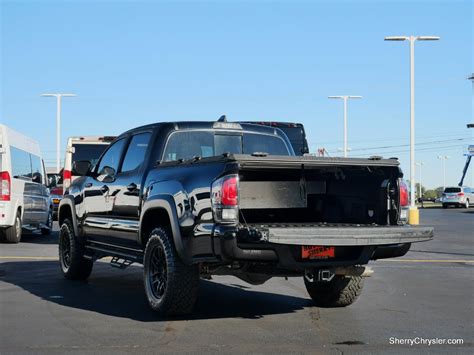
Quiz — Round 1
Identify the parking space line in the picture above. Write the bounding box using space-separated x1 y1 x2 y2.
381 259 474 263
0 256 58 260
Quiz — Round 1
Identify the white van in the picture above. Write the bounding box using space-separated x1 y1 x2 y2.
0 124 52 243
62 136 115 192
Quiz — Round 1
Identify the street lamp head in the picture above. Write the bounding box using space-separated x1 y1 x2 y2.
417 36 440 41
41 93 77 97
384 36 409 41
328 95 362 100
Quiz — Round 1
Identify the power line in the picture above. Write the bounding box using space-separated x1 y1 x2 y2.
350 144 466 157
324 138 471 154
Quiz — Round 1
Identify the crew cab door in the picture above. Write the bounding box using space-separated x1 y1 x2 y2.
108 132 152 244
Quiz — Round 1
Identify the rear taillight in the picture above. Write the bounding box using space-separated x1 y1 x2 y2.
50 187 64 196
211 174 239 223
458 192 465 197
63 169 72 189
0 171 11 201
399 180 409 207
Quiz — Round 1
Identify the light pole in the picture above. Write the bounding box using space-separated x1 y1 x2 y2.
41 93 76 172
328 95 362 157
385 35 440 224
437 155 450 190
415 161 424 198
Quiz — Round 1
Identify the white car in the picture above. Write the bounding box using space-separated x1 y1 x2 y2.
62 136 115 192
442 186 472 208
0 124 52 243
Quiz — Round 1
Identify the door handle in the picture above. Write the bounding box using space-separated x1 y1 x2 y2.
126 183 138 192
100 185 109 194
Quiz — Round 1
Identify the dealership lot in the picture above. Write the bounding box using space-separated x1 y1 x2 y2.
0 209 472 354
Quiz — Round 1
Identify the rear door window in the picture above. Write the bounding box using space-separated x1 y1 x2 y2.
121 133 152 172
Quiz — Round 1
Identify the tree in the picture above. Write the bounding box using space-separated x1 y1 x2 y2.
423 189 438 200
415 183 425 199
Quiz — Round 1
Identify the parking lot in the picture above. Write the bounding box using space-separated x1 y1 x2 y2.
0 208 472 354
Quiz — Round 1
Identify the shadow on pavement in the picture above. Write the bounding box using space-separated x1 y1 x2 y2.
409 249 474 257
19 231 59 245
0 260 311 322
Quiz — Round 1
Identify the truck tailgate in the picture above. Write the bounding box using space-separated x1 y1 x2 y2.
261 224 433 246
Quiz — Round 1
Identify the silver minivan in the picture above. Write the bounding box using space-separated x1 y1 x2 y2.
0 124 52 243
442 186 472 209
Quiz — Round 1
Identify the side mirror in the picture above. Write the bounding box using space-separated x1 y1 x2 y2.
73 160 92 176
98 165 116 183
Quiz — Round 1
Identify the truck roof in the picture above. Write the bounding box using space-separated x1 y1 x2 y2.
120 121 290 139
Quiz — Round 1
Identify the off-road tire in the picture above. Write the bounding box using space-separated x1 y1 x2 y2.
59 218 93 280
143 227 199 315
41 209 53 235
304 275 364 307
4 212 22 243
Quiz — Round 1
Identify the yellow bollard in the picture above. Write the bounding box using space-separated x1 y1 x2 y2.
408 207 419 225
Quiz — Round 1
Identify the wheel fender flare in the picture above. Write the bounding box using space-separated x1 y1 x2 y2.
58 196 79 236
140 195 189 263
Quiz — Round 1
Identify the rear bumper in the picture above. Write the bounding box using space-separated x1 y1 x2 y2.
442 200 465 205
213 224 433 271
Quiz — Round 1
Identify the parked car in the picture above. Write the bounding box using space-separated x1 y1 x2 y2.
62 136 115 193
47 172 63 220
240 121 309 155
58 120 433 315
0 124 52 243
441 186 472 208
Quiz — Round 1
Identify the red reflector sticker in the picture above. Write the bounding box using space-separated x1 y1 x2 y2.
302 246 335 259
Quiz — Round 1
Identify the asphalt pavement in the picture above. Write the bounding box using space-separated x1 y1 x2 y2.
0 208 472 354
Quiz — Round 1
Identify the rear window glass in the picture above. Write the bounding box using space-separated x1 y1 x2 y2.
444 187 461 193
243 134 290 155
163 131 290 162
10 147 32 180
72 144 109 169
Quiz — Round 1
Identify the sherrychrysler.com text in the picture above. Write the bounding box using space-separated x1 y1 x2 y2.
389 337 464 346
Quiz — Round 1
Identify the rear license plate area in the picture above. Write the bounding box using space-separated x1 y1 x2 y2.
302 246 335 260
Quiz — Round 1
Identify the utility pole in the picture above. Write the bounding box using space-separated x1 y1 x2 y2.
41 93 76 172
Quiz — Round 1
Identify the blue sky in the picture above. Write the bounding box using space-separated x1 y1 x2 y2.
1 0 472 189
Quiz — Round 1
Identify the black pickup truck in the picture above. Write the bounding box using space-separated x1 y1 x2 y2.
58 120 433 315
